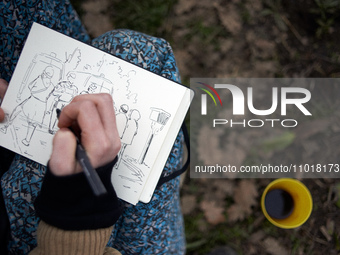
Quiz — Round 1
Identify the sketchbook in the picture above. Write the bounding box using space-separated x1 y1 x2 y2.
0 22 192 205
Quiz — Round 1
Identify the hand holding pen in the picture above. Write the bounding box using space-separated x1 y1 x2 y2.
49 94 121 192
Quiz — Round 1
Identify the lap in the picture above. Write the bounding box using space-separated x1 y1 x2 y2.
0 1 185 254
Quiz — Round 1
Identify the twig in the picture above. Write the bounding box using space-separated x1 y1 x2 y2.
280 14 307 46
314 237 330 246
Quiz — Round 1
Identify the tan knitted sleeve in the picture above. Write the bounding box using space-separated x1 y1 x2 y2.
103 247 122 255
29 221 121 255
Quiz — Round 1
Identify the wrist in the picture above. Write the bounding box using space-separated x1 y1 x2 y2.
34 157 122 230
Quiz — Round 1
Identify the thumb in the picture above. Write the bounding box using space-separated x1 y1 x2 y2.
0 79 8 122
49 128 79 176
0 78 8 100
0 108 4 122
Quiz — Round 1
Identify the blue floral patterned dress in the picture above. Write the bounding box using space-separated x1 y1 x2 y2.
0 1 185 254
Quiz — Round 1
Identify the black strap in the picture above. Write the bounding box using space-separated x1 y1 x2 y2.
157 122 190 187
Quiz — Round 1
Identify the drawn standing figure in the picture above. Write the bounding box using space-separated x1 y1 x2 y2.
48 72 78 133
0 66 56 146
115 104 129 139
116 109 141 168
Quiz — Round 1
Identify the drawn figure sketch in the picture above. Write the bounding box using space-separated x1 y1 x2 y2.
116 109 141 168
48 72 78 133
82 73 113 95
116 104 129 138
1 66 56 146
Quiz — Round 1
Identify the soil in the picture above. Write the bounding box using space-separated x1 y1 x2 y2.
78 0 340 254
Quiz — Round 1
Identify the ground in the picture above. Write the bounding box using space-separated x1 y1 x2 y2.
72 0 340 254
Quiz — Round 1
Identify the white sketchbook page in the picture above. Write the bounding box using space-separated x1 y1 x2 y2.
0 22 191 205
139 89 193 203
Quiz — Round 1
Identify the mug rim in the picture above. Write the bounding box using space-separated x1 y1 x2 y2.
261 178 313 229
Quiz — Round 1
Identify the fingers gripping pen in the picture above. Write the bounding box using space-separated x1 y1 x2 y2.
56 109 107 196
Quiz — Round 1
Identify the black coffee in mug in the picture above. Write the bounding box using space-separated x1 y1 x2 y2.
264 189 294 219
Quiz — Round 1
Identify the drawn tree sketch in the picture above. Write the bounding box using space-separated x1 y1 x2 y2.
113 70 138 106
0 66 56 146
123 70 137 103
65 48 81 72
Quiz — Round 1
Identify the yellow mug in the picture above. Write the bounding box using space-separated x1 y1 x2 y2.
261 178 313 229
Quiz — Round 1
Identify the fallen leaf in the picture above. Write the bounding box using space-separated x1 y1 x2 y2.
320 226 332 242
200 200 226 225
249 230 266 243
320 219 335 242
253 60 277 77
227 180 258 222
234 180 258 210
174 0 197 15
212 179 234 197
197 125 225 166
214 3 242 35
226 204 245 222
247 245 259 255
326 219 335 235
263 237 289 255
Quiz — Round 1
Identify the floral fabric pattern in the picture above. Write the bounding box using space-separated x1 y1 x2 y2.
0 1 185 254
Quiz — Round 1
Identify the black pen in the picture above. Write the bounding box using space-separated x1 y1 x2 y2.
56 109 107 196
